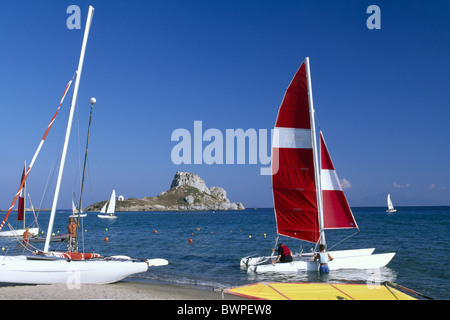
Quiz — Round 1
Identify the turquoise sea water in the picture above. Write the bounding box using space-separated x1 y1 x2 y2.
1 206 448 299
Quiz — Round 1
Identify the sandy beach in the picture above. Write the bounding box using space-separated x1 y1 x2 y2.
0 281 246 300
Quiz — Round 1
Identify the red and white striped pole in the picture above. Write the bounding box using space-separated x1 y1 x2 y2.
0 79 73 231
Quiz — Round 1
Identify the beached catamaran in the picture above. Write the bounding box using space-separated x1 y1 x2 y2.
242 58 395 273
0 6 167 284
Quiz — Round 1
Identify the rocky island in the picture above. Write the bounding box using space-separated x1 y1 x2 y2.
85 172 245 212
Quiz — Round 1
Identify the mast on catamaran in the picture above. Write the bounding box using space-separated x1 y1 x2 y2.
305 57 326 247
74 97 96 251
43 6 94 253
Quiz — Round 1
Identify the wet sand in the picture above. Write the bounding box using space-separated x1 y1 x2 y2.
0 280 246 300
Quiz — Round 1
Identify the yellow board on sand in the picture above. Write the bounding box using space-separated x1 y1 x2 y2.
224 282 417 300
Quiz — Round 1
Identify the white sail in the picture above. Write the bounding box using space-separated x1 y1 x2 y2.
386 194 397 213
100 202 107 214
106 189 116 214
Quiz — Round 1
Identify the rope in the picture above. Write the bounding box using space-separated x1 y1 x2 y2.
328 230 360 251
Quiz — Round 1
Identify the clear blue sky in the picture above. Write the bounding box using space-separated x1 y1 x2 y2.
1 0 449 210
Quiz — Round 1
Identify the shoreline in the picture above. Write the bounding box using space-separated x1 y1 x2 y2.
0 279 248 300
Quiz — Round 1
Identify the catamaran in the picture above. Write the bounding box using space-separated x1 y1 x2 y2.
98 189 118 219
242 58 395 273
0 6 167 284
386 194 397 213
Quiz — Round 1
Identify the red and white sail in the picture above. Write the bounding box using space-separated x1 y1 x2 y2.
272 61 320 243
320 132 358 230
272 59 358 244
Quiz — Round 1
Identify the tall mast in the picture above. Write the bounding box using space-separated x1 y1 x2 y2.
305 57 325 246
75 97 96 251
44 6 95 252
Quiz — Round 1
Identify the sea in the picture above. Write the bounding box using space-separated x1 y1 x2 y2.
1 206 448 299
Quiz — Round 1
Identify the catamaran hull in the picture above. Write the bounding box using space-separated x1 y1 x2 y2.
97 215 117 219
247 252 395 273
0 255 161 284
240 248 376 267
0 227 39 237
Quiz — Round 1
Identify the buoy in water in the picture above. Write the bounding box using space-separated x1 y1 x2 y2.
249 235 252 239
188 238 193 243
154 230 158 234
104 237 109 242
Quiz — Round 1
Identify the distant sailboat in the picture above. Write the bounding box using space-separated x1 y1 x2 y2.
98 189 117 219
70 198 87 218
386 194 397 213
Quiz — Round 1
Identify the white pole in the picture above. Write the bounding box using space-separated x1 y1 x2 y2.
44 6 95 252
305 57 326 246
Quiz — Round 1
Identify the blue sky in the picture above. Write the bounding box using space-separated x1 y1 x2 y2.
1 0 450 210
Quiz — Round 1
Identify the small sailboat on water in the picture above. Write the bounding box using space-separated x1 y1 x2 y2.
386 194 397 213
70 198 87 218
0 6 167 284
241 58 395 273
98 189 118 219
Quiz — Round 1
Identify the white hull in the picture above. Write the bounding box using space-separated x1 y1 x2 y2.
247 252 395 273
97 214 117 219
386 209 397 213
240 248 375 267
0 227 39 237
0 255 168 284
69 214 87 218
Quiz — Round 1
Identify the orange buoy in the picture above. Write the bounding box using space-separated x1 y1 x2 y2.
188 238 193 243
104 237 109 242
154 230 158 234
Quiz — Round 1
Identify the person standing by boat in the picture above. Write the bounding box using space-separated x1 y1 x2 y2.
314 244 333 273
273 242 293 263
67 217 78 252
22 228 33 243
